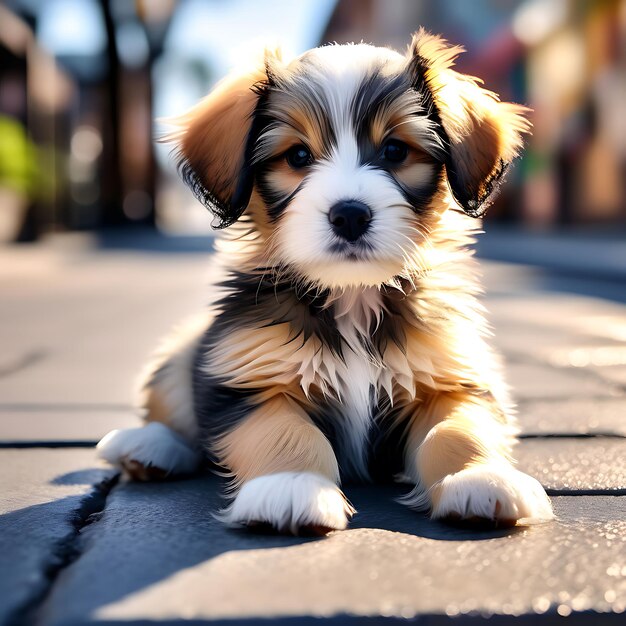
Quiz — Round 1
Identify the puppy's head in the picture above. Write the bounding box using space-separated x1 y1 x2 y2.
170 30 530 289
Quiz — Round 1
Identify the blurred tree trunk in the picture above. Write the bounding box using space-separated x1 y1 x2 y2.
99 0 125 226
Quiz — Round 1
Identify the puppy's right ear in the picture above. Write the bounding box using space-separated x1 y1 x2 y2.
166 50 281 228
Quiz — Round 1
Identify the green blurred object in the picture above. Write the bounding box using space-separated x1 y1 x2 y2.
0 115 39 198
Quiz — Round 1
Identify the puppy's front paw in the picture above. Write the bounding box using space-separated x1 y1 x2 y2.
220 472 355 535
431 463 554 528
97 422 201 480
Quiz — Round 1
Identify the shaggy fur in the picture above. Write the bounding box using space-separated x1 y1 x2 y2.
98 30 554 534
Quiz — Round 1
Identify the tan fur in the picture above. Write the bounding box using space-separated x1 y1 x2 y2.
213 394 339 486
401 391 516 507
137 313 212 440
166 51 280 211
143 387 173 428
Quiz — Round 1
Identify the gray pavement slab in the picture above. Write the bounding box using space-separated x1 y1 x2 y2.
488 322 626 366
505 362 620 401
518 398 626 437
39 476 625 625
516 438 626 493
0 241 210 408
0 409 139 444
0 449 116 625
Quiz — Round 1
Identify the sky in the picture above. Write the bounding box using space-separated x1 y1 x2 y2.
31 0 338 123
34 0 337 77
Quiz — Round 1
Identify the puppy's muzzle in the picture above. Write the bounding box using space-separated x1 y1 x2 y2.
328 200 372 242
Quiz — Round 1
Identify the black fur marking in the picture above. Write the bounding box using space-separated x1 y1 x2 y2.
406 50 500 218
306 391 410 484
449 158 510 218
262 66 338 160
381 166 443 215
352 68 415 155
256 169 306 222
209 270 344 359
367 400 411 482
192 359 257 459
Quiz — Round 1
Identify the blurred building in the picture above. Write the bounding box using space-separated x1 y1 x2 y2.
1 0 624 241
0 0 177 240
324 0 626 226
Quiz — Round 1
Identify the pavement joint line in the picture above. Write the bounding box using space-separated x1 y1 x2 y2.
545 488 626 496
519 433 626 440
4 432 624 450
5 473 120 626
0 441 99 449
0 403 135 412
515 393 626 404
517 395 626 405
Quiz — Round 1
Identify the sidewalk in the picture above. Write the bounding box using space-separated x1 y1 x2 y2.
477 225 626 283
1 232 624 625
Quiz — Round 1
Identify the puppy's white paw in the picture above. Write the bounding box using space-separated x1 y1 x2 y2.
97 422 201 480
220 471 355 535
432 463 554 527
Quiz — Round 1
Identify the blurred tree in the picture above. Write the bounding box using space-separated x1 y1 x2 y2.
98 0 176 227
99 0 124 226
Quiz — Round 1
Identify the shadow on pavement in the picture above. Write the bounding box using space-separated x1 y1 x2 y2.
13 471 530 623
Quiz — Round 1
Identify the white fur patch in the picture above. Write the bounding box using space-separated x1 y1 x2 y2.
329 288 383 477
97 422 201 476
431 463 554 523
219 471 354 534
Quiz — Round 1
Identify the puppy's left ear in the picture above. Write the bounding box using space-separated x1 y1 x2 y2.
165 49 282 228
408 29 531 217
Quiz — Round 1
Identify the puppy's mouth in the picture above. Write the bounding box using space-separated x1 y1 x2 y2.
327 239 375 261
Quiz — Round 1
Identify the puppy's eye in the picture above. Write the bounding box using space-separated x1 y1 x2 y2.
382 139 408 164
286 145 313 169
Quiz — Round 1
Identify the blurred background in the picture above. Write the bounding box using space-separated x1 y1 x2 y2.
1 0 625 243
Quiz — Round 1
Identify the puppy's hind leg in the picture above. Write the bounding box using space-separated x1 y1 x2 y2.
97 315 209 480
97 422 200 481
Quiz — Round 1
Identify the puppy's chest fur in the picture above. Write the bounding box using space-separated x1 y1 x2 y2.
320 289 388 478
198 278 439 480
309 287 433 480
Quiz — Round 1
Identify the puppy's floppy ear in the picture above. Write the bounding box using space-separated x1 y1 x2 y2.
408 29 531 217
166 49 282 228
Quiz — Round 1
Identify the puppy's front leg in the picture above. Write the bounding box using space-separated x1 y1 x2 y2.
214 394 353 535
403 392 553 527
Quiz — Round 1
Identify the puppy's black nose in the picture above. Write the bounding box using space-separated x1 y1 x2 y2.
328 200 372 242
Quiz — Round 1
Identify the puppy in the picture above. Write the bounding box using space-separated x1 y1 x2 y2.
98 30 554 534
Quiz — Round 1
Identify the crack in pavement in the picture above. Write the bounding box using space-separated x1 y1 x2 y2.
5 474 120 626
